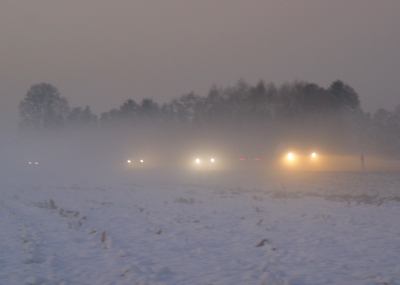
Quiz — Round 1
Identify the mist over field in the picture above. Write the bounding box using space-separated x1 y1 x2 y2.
1 2 400 283
1 80 399 190
1 79 400 285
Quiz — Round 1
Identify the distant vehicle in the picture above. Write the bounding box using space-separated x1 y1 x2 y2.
125 157 150 169
127 159 144 164
191 156 219 171
234 155 264 171
275 142 320 170
194 157 215 164
238 156 262 162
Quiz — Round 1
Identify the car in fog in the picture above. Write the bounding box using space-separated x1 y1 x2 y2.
127 158 144 165
234 155 264 169
191 156 219 171
237 156 262 163
276 142 320 170
125 157 152 170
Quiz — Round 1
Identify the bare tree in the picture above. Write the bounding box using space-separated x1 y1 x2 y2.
19 83 69 132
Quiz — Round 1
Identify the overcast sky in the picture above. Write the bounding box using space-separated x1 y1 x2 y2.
1 0 399 133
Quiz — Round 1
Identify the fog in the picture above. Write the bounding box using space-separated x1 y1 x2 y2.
2 113 400 190
2 78 400 189
2 0 400 186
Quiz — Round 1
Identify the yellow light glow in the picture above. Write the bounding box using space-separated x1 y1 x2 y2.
311 152 317 158
140 159 144 163
210 158 215 163
195 158 201 164
287 152 294 160
127 160 131 164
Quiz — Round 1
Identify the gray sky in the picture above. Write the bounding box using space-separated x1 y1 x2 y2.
1 0 399 133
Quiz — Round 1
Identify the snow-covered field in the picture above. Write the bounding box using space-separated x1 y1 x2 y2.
1 171 400 285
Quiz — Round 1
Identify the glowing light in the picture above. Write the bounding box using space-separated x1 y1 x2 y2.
254 157 261 161
195 158 201 164
28 162 32 164
140 159 144 163
210 158 215 163
35 162 38 165
239 158 245 161
127 160 131 163
287 153 294 160
311 152 317 158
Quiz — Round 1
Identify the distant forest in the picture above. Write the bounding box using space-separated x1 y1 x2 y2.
18 80 400 158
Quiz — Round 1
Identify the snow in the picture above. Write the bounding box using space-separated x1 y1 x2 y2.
1 171 400 285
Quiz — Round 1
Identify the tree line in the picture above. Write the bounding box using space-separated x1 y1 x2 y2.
18 80 400 157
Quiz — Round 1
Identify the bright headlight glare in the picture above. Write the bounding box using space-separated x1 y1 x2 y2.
210 158 215 163
195 158 201 163
311 152 317 158
287 152 294 160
